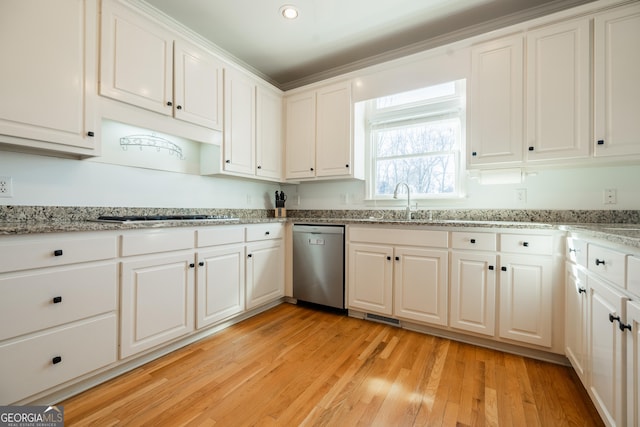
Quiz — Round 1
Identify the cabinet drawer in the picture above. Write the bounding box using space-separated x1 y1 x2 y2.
121 229 195 256
500 234 553 255
246 224 284 242
0 234 117 273
587 244 627 287
629 256 640 296
566 236 588 268
451 232 497 251
197 226 244 247
349 227 448 248
0 314 117 404
0 263 117 341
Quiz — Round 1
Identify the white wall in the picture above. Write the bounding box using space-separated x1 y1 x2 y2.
0 150 279 209
283 164 640 211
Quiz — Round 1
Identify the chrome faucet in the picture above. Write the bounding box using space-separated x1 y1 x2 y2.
393 182 412 220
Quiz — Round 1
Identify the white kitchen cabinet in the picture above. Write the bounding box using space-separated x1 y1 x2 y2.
348 243 394 316
393 247 448 326
196 244 245 328
222 67 256 175
0 231 118 404
100 0 223 130
525 18 590 161
256 85 283 180
285 81 357 180
0 0 99 156
626 299 640 427
587 274 628 427
469 35 523 166
499 254 552 347
450 251 497 336
245 224 285 310
120 251 195 358
565 263 588 386
594 3 640 158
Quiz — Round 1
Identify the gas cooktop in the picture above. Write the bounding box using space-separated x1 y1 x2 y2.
92 215 239 223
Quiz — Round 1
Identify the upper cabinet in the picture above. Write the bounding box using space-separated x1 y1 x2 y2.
256 85 284 180
525 18 590 162
100 0 223 131
594 2 640 158
469 35 524 166
222 68 256 176
0 0 99 156
285 81 360 181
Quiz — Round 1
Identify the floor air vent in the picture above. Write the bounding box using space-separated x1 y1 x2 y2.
366 313 400 326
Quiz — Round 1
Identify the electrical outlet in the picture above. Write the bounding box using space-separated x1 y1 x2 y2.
603 188 617 204
515 188 527 203
0 176 13 197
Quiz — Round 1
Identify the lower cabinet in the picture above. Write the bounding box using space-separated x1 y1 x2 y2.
565 264 588 385
246 239 285 310
120 251 196 358
348 243 394 315
450 251 497 336
627 300 640 427
196 244 245 328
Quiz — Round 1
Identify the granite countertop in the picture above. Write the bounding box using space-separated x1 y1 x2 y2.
1 216 639 249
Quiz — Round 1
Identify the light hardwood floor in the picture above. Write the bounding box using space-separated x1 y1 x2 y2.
61 303 603 426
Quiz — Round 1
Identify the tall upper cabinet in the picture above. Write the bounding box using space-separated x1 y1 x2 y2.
100 0 224 131
0 0 99 156
593 2 640 158
285 81 361 181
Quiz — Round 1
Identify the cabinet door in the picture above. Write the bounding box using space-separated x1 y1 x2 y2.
469 35 523 166
223 68 256 175
196 245 245 328
256 86 283 180
285 91 316 179
100 0 173 115
627 300 640 427
565 264 588 386
316 82 352 177
499 254 552 347
594 3 640 157
174 40 224 130
394 247 448 326
246 240 284 310
348 243 393 316
120 252 195 358
526 19 590 161
0 0 98 153
588 275 628 427
450 251 497 336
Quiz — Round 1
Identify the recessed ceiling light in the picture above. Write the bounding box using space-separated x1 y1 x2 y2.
280 5 299 20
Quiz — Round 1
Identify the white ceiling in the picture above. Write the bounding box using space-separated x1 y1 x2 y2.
144 0 595 90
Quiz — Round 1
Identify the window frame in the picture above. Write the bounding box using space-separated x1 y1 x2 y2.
363 80 467 202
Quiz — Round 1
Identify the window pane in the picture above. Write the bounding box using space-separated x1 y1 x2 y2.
375 118 460 158
375 154 457 196
375 82 456 109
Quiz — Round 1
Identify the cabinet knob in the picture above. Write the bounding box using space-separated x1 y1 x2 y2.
569 248 577 253
528 146 534 151
578 287 586 294
595 258 606 266
176 105 182 110
501 266 507 271
198 261 204 267
257 165 262 169
609 313 620 323
53 249 63 257
225 160 231 164
488 265 494 270
52 296 63 304
52 356 62 365
310 167 314 171
167 101 173 106
522 242 529 247
345 164 349 168
189 263 195 268
470 239 476 244
395 256 400 261
248 254 253 258
386 256 391 261
620 322 632 332
597 140 605 145
265 231 270 235
87 131 95 137
472 151 477 157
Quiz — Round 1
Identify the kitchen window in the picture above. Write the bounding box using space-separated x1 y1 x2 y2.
363 80 466 200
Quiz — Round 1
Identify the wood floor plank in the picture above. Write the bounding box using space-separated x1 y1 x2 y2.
61 304 604 426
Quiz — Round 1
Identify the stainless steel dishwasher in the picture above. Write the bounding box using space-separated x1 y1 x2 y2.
292 224 345 310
